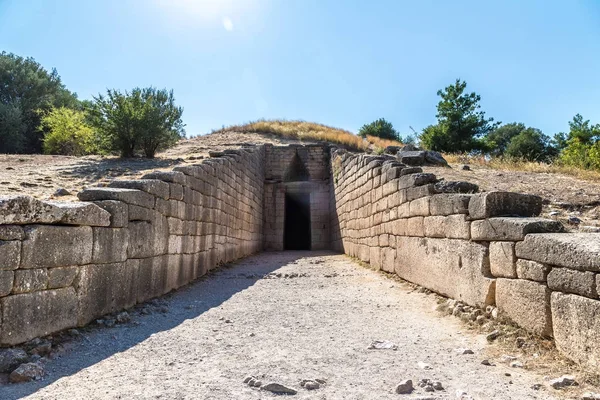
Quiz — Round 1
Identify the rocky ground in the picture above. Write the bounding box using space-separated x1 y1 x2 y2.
0 252 590 400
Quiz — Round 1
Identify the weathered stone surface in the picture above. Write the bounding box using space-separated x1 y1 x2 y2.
48 266 78 289
0 196 63 225
261 382 297 395
0 288 77 345
92 227 129 264
127 215 168 258
395 237 495 306
468 191 542 219
136 256 169 303
75 261 139 326
423 216 445 238
429 194 472 216
13 269 48 294
496 278 553 337
516 259 549 282
398 173 437 190
21 225 92 268
0 270 14 296
0 225 24 240
445 214 471 240
128 204 155 221
434 181 478 194
9 362 44 382
515 233 600 272
489 242 516 278
78 188 155 209
547 267 596 298
397 151 425 166
141 170 186 184
45 201 110 226
551 292 600 370
108 179 170 200
0 240 20 270
93 200 128 228
471 217 565 241
409 197 430 217
0 348 28 372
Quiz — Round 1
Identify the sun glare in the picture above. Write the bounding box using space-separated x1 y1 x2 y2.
155 0 252 28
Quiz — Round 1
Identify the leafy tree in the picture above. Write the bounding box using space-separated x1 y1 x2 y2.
358 118 399 141
0 52 79 153
504 128 555 161
421 79 498 152
558 114 600 170
41 107 96 156
484 122 526 156
90 87 184 158
0 102 25 153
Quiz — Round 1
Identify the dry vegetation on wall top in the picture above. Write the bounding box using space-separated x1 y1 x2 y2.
212 119 403 151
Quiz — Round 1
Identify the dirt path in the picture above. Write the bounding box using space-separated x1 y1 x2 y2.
1 252 565 400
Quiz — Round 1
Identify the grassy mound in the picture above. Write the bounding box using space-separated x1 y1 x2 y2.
212 119 402 151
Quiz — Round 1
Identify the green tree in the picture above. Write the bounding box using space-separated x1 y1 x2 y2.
504 128 554 161
90 87 184 158
0 102 25 153
41 107 96 156
421 79 498 152
0 52 79 153
558 114 600 170
484 122 526 156
358 118 399 141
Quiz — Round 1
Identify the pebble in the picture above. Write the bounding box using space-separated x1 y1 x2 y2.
368 340 398 350
418 362 432 370
455 348 474 355
481 359 495 366
53 188 71 196
486 330 502 341
0 349 29 373
510 361 524 368
395 379 414 394
304 381 320 390
262 382 297 395
461 165 471 171
568 216 582 225
9 362 45 383
116 311 131 323
549 375 578 389
531 384 542 390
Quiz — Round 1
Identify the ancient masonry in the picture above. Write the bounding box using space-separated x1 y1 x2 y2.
0 143 599 373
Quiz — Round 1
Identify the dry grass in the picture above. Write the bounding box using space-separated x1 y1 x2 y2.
444 153 600 183
212 119 402 152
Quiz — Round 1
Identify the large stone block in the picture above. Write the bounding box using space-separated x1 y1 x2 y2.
92 227 129 264
398 173 437 190
108 179 170 200
547 267 596 298
516 259 549 282
21 226 92 269
471 217 565 241
395 237 495 306
0 241 20 270
93 200 128 228
429 194 472 216
136 256 169 303
0 196 63 225
127 215 168 259
44 201 110 226
0 226 24 240
78 188 155 209
47 266 78 289
141 170 186 185
496 278 553 337
468 191 542 219
515 233 600 272
489 242 517 278
445 214 471 240
0 270 14 297
0 288 77 345
409 197 430 217
551 292 600 370
13 269 48 294
75 261 139 326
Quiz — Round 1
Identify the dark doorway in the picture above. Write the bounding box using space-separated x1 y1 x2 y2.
284 193 311 250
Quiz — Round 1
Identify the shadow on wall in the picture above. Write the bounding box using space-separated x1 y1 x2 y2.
0 252 328 400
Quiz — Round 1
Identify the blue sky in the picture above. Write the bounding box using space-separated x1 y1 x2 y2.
1 0 599 137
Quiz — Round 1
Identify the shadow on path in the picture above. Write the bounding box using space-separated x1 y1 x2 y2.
1 251 334 400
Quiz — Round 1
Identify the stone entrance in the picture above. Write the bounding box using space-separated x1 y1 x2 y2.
284 192 311 250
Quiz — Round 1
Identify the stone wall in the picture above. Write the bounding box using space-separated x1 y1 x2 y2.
330 148 600 372
0 146 265 345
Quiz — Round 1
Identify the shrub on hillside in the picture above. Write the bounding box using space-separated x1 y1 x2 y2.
41 107 96 156
504 127 555 161
90 87 184 158
557 114 600 170
358 118 399 141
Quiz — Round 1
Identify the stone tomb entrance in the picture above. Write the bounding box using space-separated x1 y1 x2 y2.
284 192 311 250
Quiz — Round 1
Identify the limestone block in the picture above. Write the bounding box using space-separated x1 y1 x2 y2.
516 259 549 282
406 184 436 201
429 194 472 216
399 167 422 176
108 179 170 200
471 217 565 241
169 183 184 201
93 200 128 228
137 256 169 303
128 204 155 221
0 288 77 345
0 226 24 241
44 201 110 226
48 266 78 289
395 237 494 306
398 173 437 190
13 268 48 294
423 216 445 238
92 227 129 264
551 292 600 370
21 226 92 269
0 196 63 225
496 278 552 337
406 217 424 237
0 241 20 270
141 170 186 184
0 270 14 296
434 181 479 194
489 242 517 278
409 197 430 217
75 261 139 326
445 214 471 239
127 215 168 259
382 247 396 273
547 267 596 298
468 191 542 219
78 188 155 209
515 233 600 271
369 247 382 271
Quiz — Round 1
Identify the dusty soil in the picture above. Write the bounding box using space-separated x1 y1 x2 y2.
0 252 580 400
